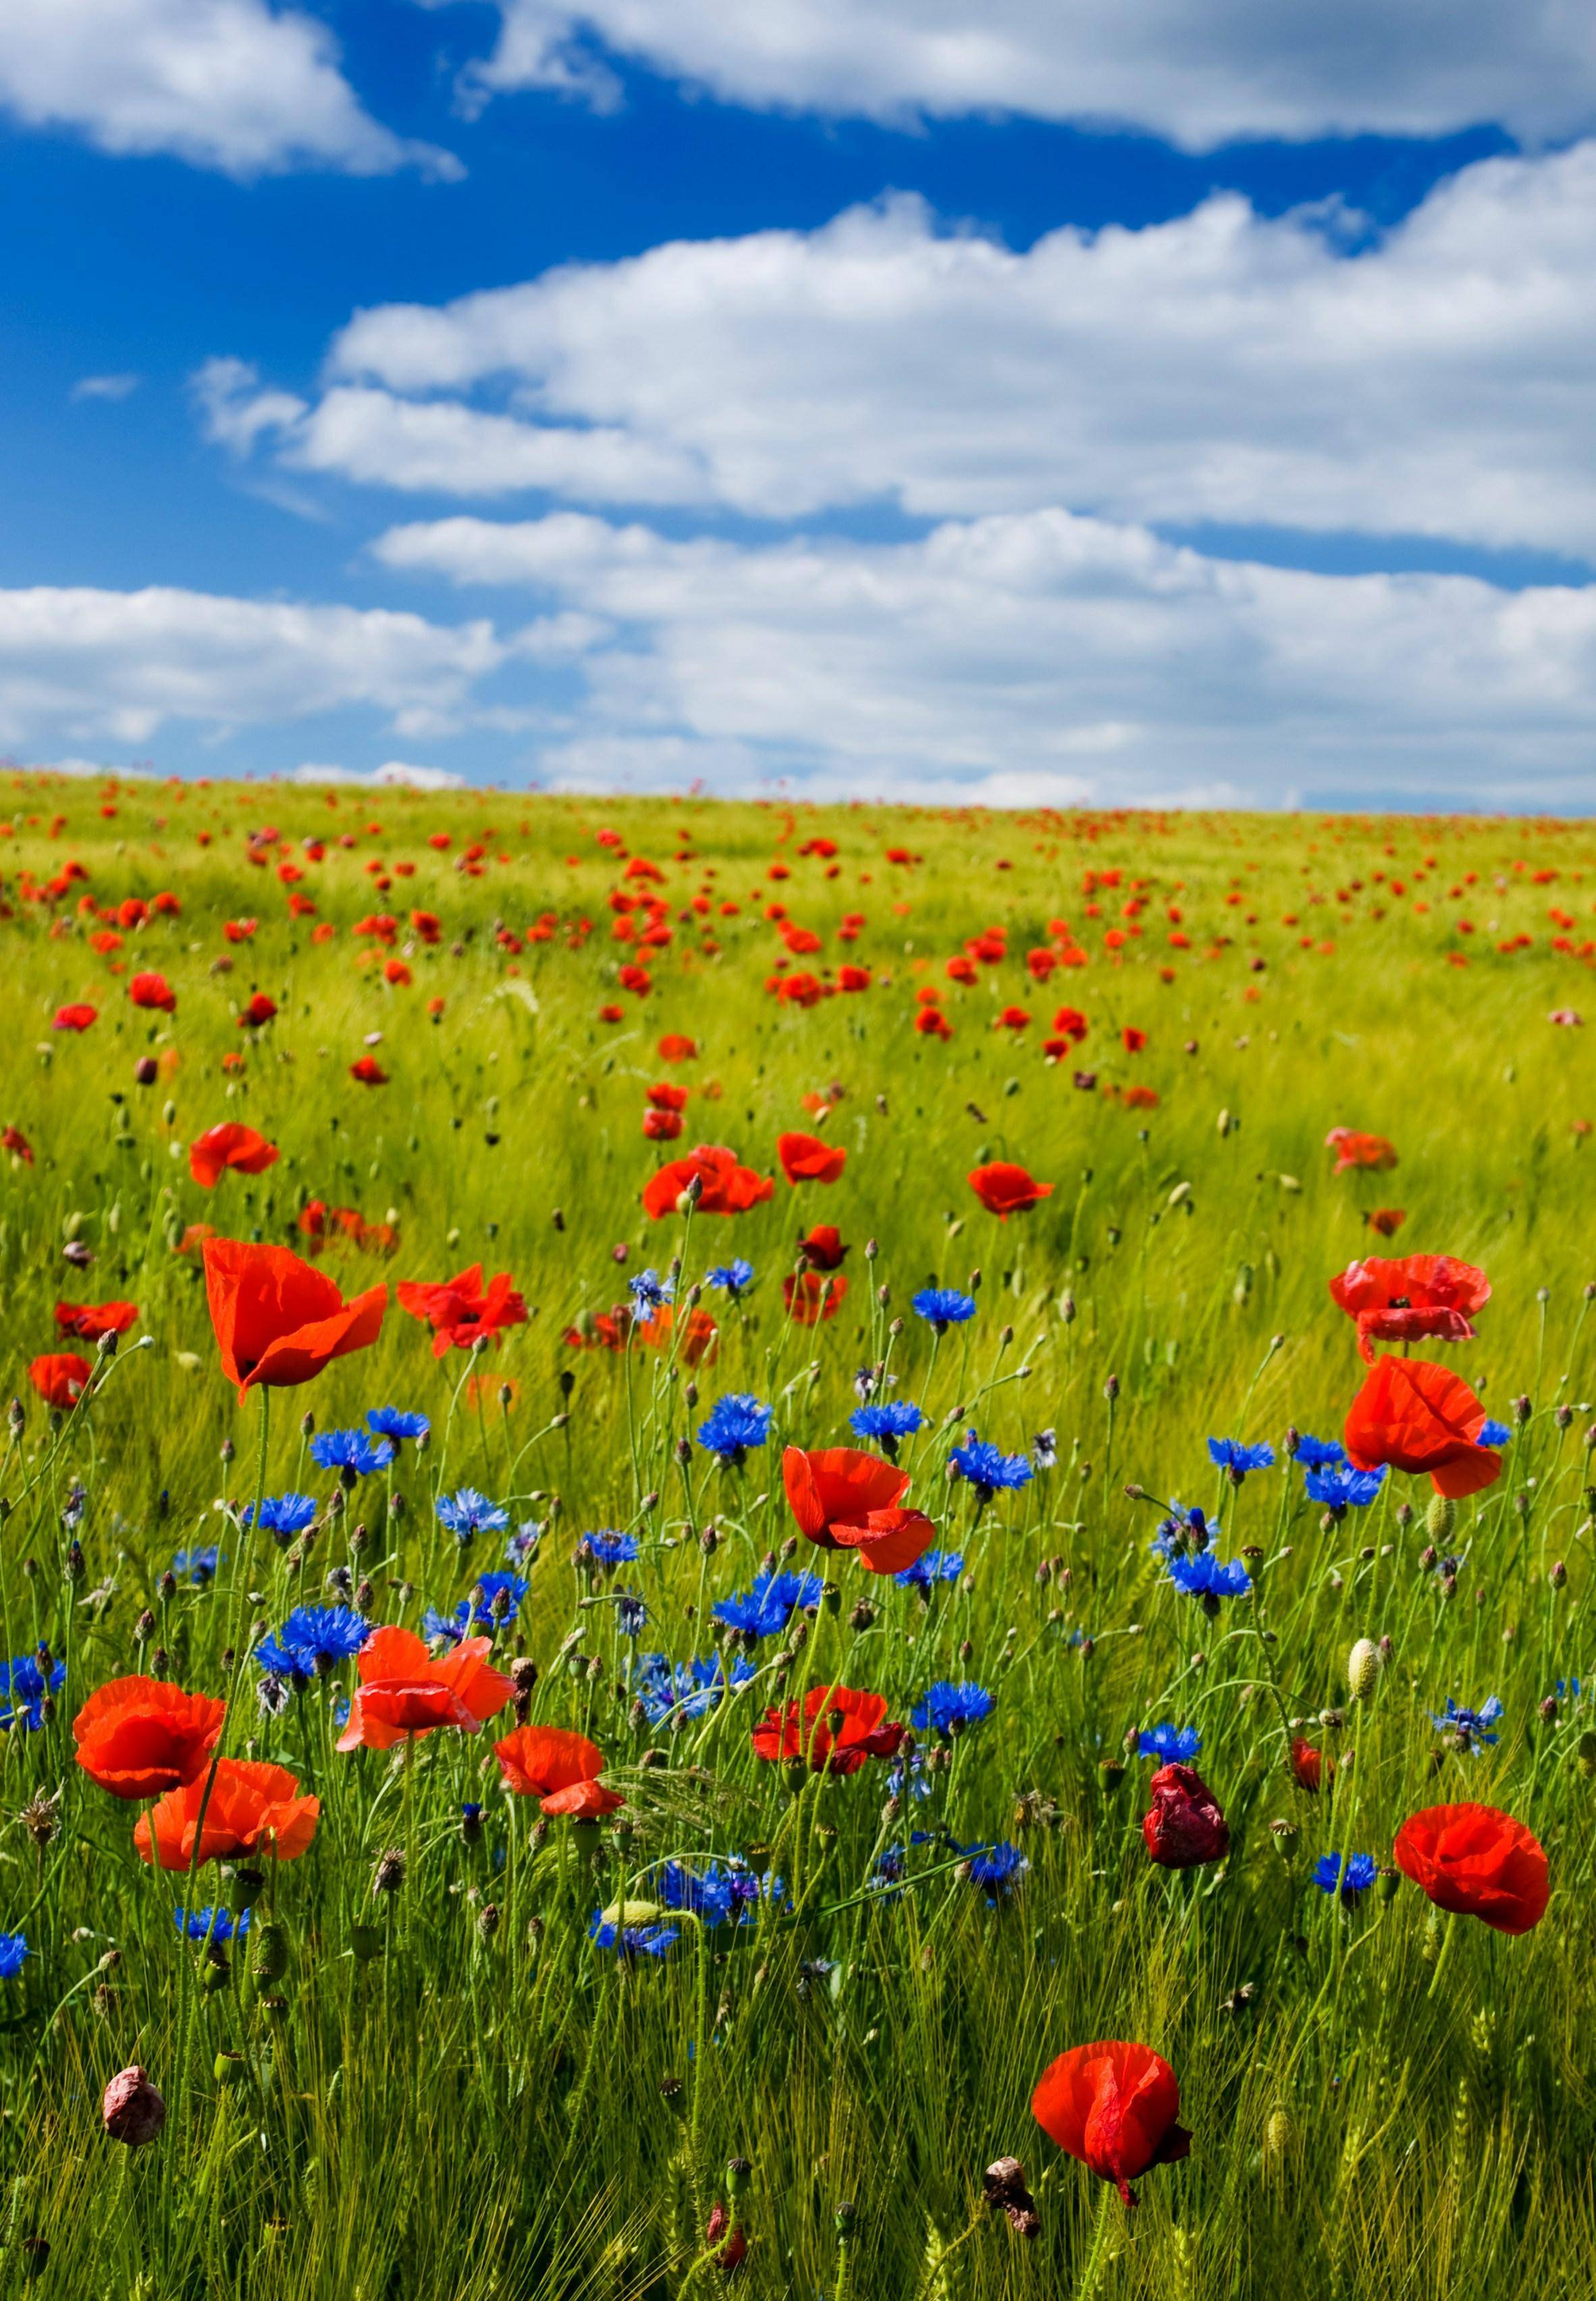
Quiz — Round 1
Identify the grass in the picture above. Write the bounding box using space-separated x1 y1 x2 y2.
0 774 1594 2299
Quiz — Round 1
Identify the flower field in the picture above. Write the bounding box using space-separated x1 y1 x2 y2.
3 776 1596 2299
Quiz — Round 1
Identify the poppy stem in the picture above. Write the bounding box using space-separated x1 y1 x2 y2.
1425 1907 1460 2000
1072 2184 1116 2300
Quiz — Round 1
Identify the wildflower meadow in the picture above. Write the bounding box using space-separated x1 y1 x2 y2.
3 776 1595 2300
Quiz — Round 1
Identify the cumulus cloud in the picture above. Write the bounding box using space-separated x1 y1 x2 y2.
70 373 141 402
188 151 1596 558
0 0 459 178
290 759 467 787
438 0 1596 147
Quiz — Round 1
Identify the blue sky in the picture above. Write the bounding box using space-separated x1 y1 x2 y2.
5 1 1596 808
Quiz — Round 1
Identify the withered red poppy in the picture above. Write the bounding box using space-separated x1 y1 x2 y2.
1329 1253 1490 1364
74 1675 226 1799
797 1224 848 1271
1142 1762 1229 1868
189 1122 279 1189
54 1300 138 1341
641 1144 774 1221
338 1625 512 1751
1344 1356 1501 1498
128 972 176 1012
782 1271 848 1323
776 1130 847 1186
29 1353 92 1410
1392 1802 1548 1934
969 1162 1054 1219
396 1263 527 1354
203 1238 385 1397
1325 1126 1398 1173
493 1724 622 1817
1032 2041 1190 2209
135 1757 318 1868
750 1683 903 1774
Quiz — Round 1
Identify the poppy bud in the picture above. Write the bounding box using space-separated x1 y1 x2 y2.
103 2067 165 2148
476 1902 500 1945
1425 1493 1456 1543
1142 1762 1228 1868
1347 1638 1381 1702
1104 1373 1119 1401
1551 1560 1568 1589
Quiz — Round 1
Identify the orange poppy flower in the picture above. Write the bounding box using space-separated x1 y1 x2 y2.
750 1683 903 1774
1329 1253 1491 1364
135 1757 319 1868
1032 2041 1190 2209
189 1122 279 1188
203 1238 385 1398
1325 1126 1398 1173
1392 1802 1548 1934
74 1675 226 1799
641 1144 774 1221
29 1352 93 1409
54 1300 138 1341
337 1624 512 1751
969 1161 1054 1218
776 1130 847 1186
782 1270 848 1324
492 1724 622 1816
1344 1356 1501 1498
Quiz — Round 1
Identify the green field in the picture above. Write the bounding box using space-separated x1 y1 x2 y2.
2 774 1595 2300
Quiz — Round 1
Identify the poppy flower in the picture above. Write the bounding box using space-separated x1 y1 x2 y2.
189 1123 279 1189
641 1144 774 1221
1142 1762 1229 1868
750 1683 903 1774
128 972 176 1013
1325 1127 1398 1173
646 1082 690 1113
969 1162 1054 1219
782 1271 847 1324
54 1300 138 1341
74 1675 226 1799
777 1131 847 1186
797 1224 848 1271
135 1757 319 1868
203 1238 385 1397
633 1303 720 1366
915 1007 953 1040
396 1263 527 1354
338 1624 512 1751
1290 1737 1331 1793
1 1126 34 1165
1122 1026 1147 1053
1052 1007 1089 1042
643 1107 684 1141
658 1033 697 1061
1367 1208 1407 1238
1329 1254 1491 1365
236 993 277 1029
492 1724 623 1817
350 1054 388 1086
28 1353 92 1410
1032 2041 1190 2209
1344 1356 1501 1499
1393 1802 1547 1933
52 1004 97 1032
783 1446 911 1559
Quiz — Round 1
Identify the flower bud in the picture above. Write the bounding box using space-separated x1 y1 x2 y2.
1347 1638 1381 1702
103 2067 165 2148
1425 1493 1456 1543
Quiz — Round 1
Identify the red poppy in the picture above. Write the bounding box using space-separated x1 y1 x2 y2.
1329 1253 1491 1365
1289 1737 1331 1793
969 1162 1054 1219
1032 2041 1190 2209
643 1107 683 1141
74 1675 226 1799
783 1446 909 1550
203 1238 385 1397
646 1082 690 1113
350 1054 389 1085
236 993 277 1028
28 1352 92 1410
1325 1126 1398 1173
128 972 176 1012
396 1263 527 1354
52 1003 97 1032
994 1005 1032 1031
1052 1007 1089 1042
1121 1026 1147 1053
915 1007 953 1040
54 1300 138 1341
658 1033 698 1061
135 1757 319 1868
633 1302 720 1365
493 1724 623 1817
750 1683 904 1774
1344 1356 1501 1499
1142 1763 1229 1868
777 1130 847 1186
1367 1207 1407 1238
797 1224 848 1271
1393 1802 1547 1933
338 1624 512 1752
641 1144 774 1221
1 1126 33 1165
189 1123 279 1188
564 1308 628 1352
783 1270 847 1323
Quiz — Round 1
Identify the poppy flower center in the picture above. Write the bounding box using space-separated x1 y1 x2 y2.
1391 1295 1411 1308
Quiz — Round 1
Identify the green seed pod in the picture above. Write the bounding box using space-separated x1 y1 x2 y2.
251 1921 289 1986
1347 1638 1382 1702
350 1924 385 1963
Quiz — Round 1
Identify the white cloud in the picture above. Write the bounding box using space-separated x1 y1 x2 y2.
375 506 1596 805
440 0 1596 147
0 0 459 178
0 584 504 747
290 759 467 787
70 372 141 402
190 151 1596 558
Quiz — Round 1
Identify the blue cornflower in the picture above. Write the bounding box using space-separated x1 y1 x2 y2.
850 1401 924 1454
309 1429 394 1479
887 1750 932 1801
244 1492 317 1539
174 1906 250 1945
582 1530 640 1570
895 1548 964 1591
632 1652 757 1726
912 1287 977 1332
588 1912 678 1959
697 1392 773 1464
171 1547 222 1586
506 1520 542 1565
655 1859 765 1928
961 1841 1030 1897
1208 1436 1276 1481
1293 1433 1347 1469
910 1680 994 1736
874 1830 938 1888
365 1406 429 1444
1167 1550 1252 1604
435 1488 510 1541
1313 1852 1379 1902
1138 1722 1200 1764
0 1653 63 1733
424 1571 529 1643
949 1431 1033 1498
0 1934 29 1980
1479 1419 1512 1448
705 1259 755 1298
1304 1461 1387 1514
628 1268 675 1313
614 1591 649 1638
1431 1695 1504 1749
255 1605 372 1678
712 1569 824 1641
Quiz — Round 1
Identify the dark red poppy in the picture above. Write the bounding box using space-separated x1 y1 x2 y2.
396 1263 528 1355
641 1144 774 1221
493 1724 622 1817
136 1757 318 1868
1289 1737 1331 1793
1367 1207 1407 1238
203 1238 385 1397
969 1162 1054 1219
1142 1763 1229 1868
29 1353 92 1410
1392 1802 1549 1934
74 1675 226 1799
797 1224 848 1271
54 1300 138 1341
189 1122 279 1189
750 1683 903 1774
777 1130 847 1186
236 993 277 1028
350 1054 389 1085
1329 1253 1490 1365
128 972 176 1012
1122 1026 1147 1053
338 1625 512 1751
783 1270 847 1323
1326 1127 1398 1173
1 1126 34 1165
52 1004 97 1032
1032 2041 1190 2208
1344 1356 1501 1499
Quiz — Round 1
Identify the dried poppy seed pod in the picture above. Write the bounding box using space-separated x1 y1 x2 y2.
1425 1493 1456 1543
1347 1639 1381 1702
103 2067 165 2148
